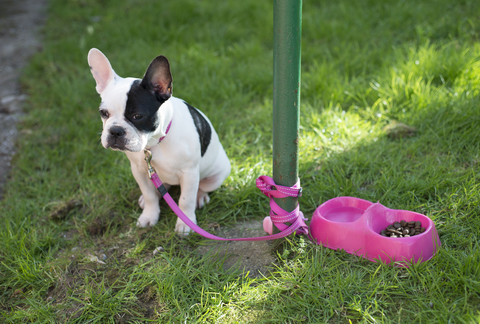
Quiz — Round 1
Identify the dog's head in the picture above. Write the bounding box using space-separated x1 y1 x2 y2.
87 48 173 152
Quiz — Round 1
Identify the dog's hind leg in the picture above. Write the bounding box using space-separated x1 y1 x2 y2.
197 171 228 208
196 188 211 209
197 151 231 208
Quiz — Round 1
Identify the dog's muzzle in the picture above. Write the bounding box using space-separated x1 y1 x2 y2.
107 126 127 150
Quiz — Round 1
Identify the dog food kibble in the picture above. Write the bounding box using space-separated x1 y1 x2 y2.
380 220 426 238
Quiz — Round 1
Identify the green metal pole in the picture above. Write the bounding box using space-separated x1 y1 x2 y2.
273 0 302 214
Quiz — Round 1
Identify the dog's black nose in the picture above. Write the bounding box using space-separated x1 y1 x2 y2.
109 126 126 137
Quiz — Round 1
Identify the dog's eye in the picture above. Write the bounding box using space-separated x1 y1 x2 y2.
100 109 109 119
132 114 143 120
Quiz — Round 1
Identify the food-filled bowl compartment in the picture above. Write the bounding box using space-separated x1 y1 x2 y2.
362 203 440 264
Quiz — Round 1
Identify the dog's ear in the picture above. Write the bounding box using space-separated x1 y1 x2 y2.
87 48 116 94
141 56 172 100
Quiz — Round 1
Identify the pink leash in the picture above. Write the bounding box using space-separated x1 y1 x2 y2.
145 149 308 241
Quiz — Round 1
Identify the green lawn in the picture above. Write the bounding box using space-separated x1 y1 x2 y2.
1 0 480 322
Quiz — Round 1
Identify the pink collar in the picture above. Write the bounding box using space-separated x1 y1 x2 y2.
158 120 172 143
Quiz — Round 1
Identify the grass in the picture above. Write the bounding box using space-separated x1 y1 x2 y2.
1 0 480 322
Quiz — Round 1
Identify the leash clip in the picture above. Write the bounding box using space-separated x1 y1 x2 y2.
144 149 155 178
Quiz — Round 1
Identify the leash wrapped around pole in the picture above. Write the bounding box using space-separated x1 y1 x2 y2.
256 175 308 236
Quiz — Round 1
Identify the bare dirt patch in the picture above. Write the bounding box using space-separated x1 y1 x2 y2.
196 220 276 277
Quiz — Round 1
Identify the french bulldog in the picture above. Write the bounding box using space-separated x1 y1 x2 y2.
87 48 231 235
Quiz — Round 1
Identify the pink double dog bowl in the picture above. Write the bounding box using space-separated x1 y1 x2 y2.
310 197 441 264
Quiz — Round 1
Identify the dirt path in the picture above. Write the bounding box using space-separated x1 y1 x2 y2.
0 0 46 198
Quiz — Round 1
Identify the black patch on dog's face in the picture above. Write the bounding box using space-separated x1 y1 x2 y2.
185 102 211 156
125 80 166 133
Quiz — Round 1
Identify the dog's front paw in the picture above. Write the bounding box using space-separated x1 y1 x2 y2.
136 210 160 227
138 195 145 209
197 190 210 209
175 218 194 236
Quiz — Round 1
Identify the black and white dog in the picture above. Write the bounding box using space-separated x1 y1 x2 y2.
87 48 230 235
